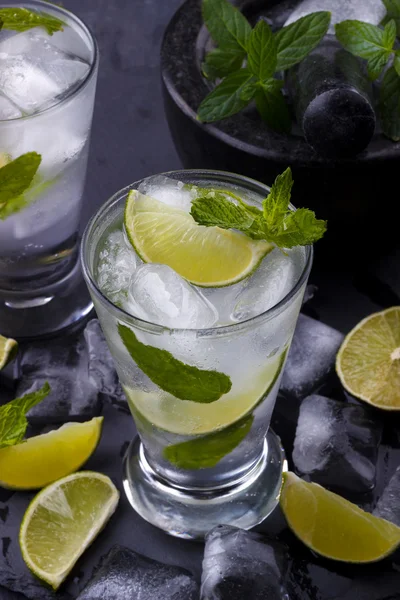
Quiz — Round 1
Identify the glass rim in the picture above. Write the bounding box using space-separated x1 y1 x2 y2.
81 169 314 335
0 0 99 123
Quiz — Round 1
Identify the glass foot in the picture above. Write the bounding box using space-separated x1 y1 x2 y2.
123 429 286 540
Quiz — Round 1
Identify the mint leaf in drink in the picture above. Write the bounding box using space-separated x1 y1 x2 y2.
254 79 291 133
248 20 277 81
203 47 245 80
380 66 400 140
164 414 253 470
118 324 231 403
191 167 327 248
202 0 251 52
0 152 41 216
335 20 395 80
382 0 400 36
0 7 64 34
198 68 256 122
0 383 50 449
275 11 331 71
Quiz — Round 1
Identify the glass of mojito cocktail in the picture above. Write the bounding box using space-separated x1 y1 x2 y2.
0 1 98 338
81 170 319 539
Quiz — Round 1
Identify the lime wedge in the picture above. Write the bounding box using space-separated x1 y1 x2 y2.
336 307 400 410
124 190 272 287
280 472 400 563
0 417 103 490
126 349 286 435
20 471 119 590
0 334 18 370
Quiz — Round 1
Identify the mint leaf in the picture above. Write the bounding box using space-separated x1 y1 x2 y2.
202 0 251 52
198 68 255 122
380 65 400 140
0 7 64 34
275 11 331 71
255 79 291 133
0 153 41 215
335 20 395 80
0 383 50 449
262 167 293 229
394 53 400 76
269 208 327 248
202 47 245 80
382 0 400 36
118 324 231 403
248 20 277 80
164 414 253 469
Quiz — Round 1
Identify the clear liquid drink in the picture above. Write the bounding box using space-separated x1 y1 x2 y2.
82 170 312 538
0 1 98 338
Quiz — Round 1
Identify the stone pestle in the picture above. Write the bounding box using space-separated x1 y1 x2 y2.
283 0 386 158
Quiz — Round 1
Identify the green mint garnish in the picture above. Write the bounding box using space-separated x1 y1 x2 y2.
118 324 232 403
191 167 326 248
0 7 64 34
0 152 42 219
198 0 330 132
381 0 400 37
0 383 51 449
164 414 253 470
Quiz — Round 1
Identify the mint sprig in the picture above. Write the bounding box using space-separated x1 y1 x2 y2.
118 324 232 403
0 383 50 449
0 7 65 34
191 167 326 248
0 153 42 220
198 0 330 133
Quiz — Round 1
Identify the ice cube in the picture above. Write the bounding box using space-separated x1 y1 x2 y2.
97 231 137 306
373 466 400 527
232 249 296 321
293 394 383 493
76 545 199 600
201 525 288 600
0 93 22 119
281 314 344 399
285 0 386 35
138 175 195 212
127 263 218 328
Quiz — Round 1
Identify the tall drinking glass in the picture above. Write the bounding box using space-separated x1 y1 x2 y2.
81 170 312 539
0 1 98 339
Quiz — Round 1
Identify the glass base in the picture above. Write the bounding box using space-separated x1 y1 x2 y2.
123 429 286 540
0 259 94 340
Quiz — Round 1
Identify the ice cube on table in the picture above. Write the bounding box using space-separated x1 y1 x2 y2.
284 0 386 35
281 314 344 399
232 249 295 321
0 93 22 120
138 175 195 212
201 525 288 600
97 231 137 306
76 545 199 600
373 466 400 527
293 394 383 493
127 263 218 328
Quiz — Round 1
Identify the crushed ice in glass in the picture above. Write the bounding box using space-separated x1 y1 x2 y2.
373 466 400 527
76 545 199 600
201 524 288 600
97 231 136 306
293 394 383 493
138 174 196 212
280 314 344 399
127 263 218 328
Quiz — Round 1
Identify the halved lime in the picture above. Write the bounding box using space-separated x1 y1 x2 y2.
0 417 103 490
280 472 400 563
0 334 18 370
336 307 400 410
20 471 119 590
124 190 272 287
126 349 286 435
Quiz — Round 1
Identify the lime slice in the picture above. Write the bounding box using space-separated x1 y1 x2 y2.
124 190 272 287
0 334 18 370
280 472 400 563
126 350 285 435
0 417 103 490
20 471 119 590
336 307 400 410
